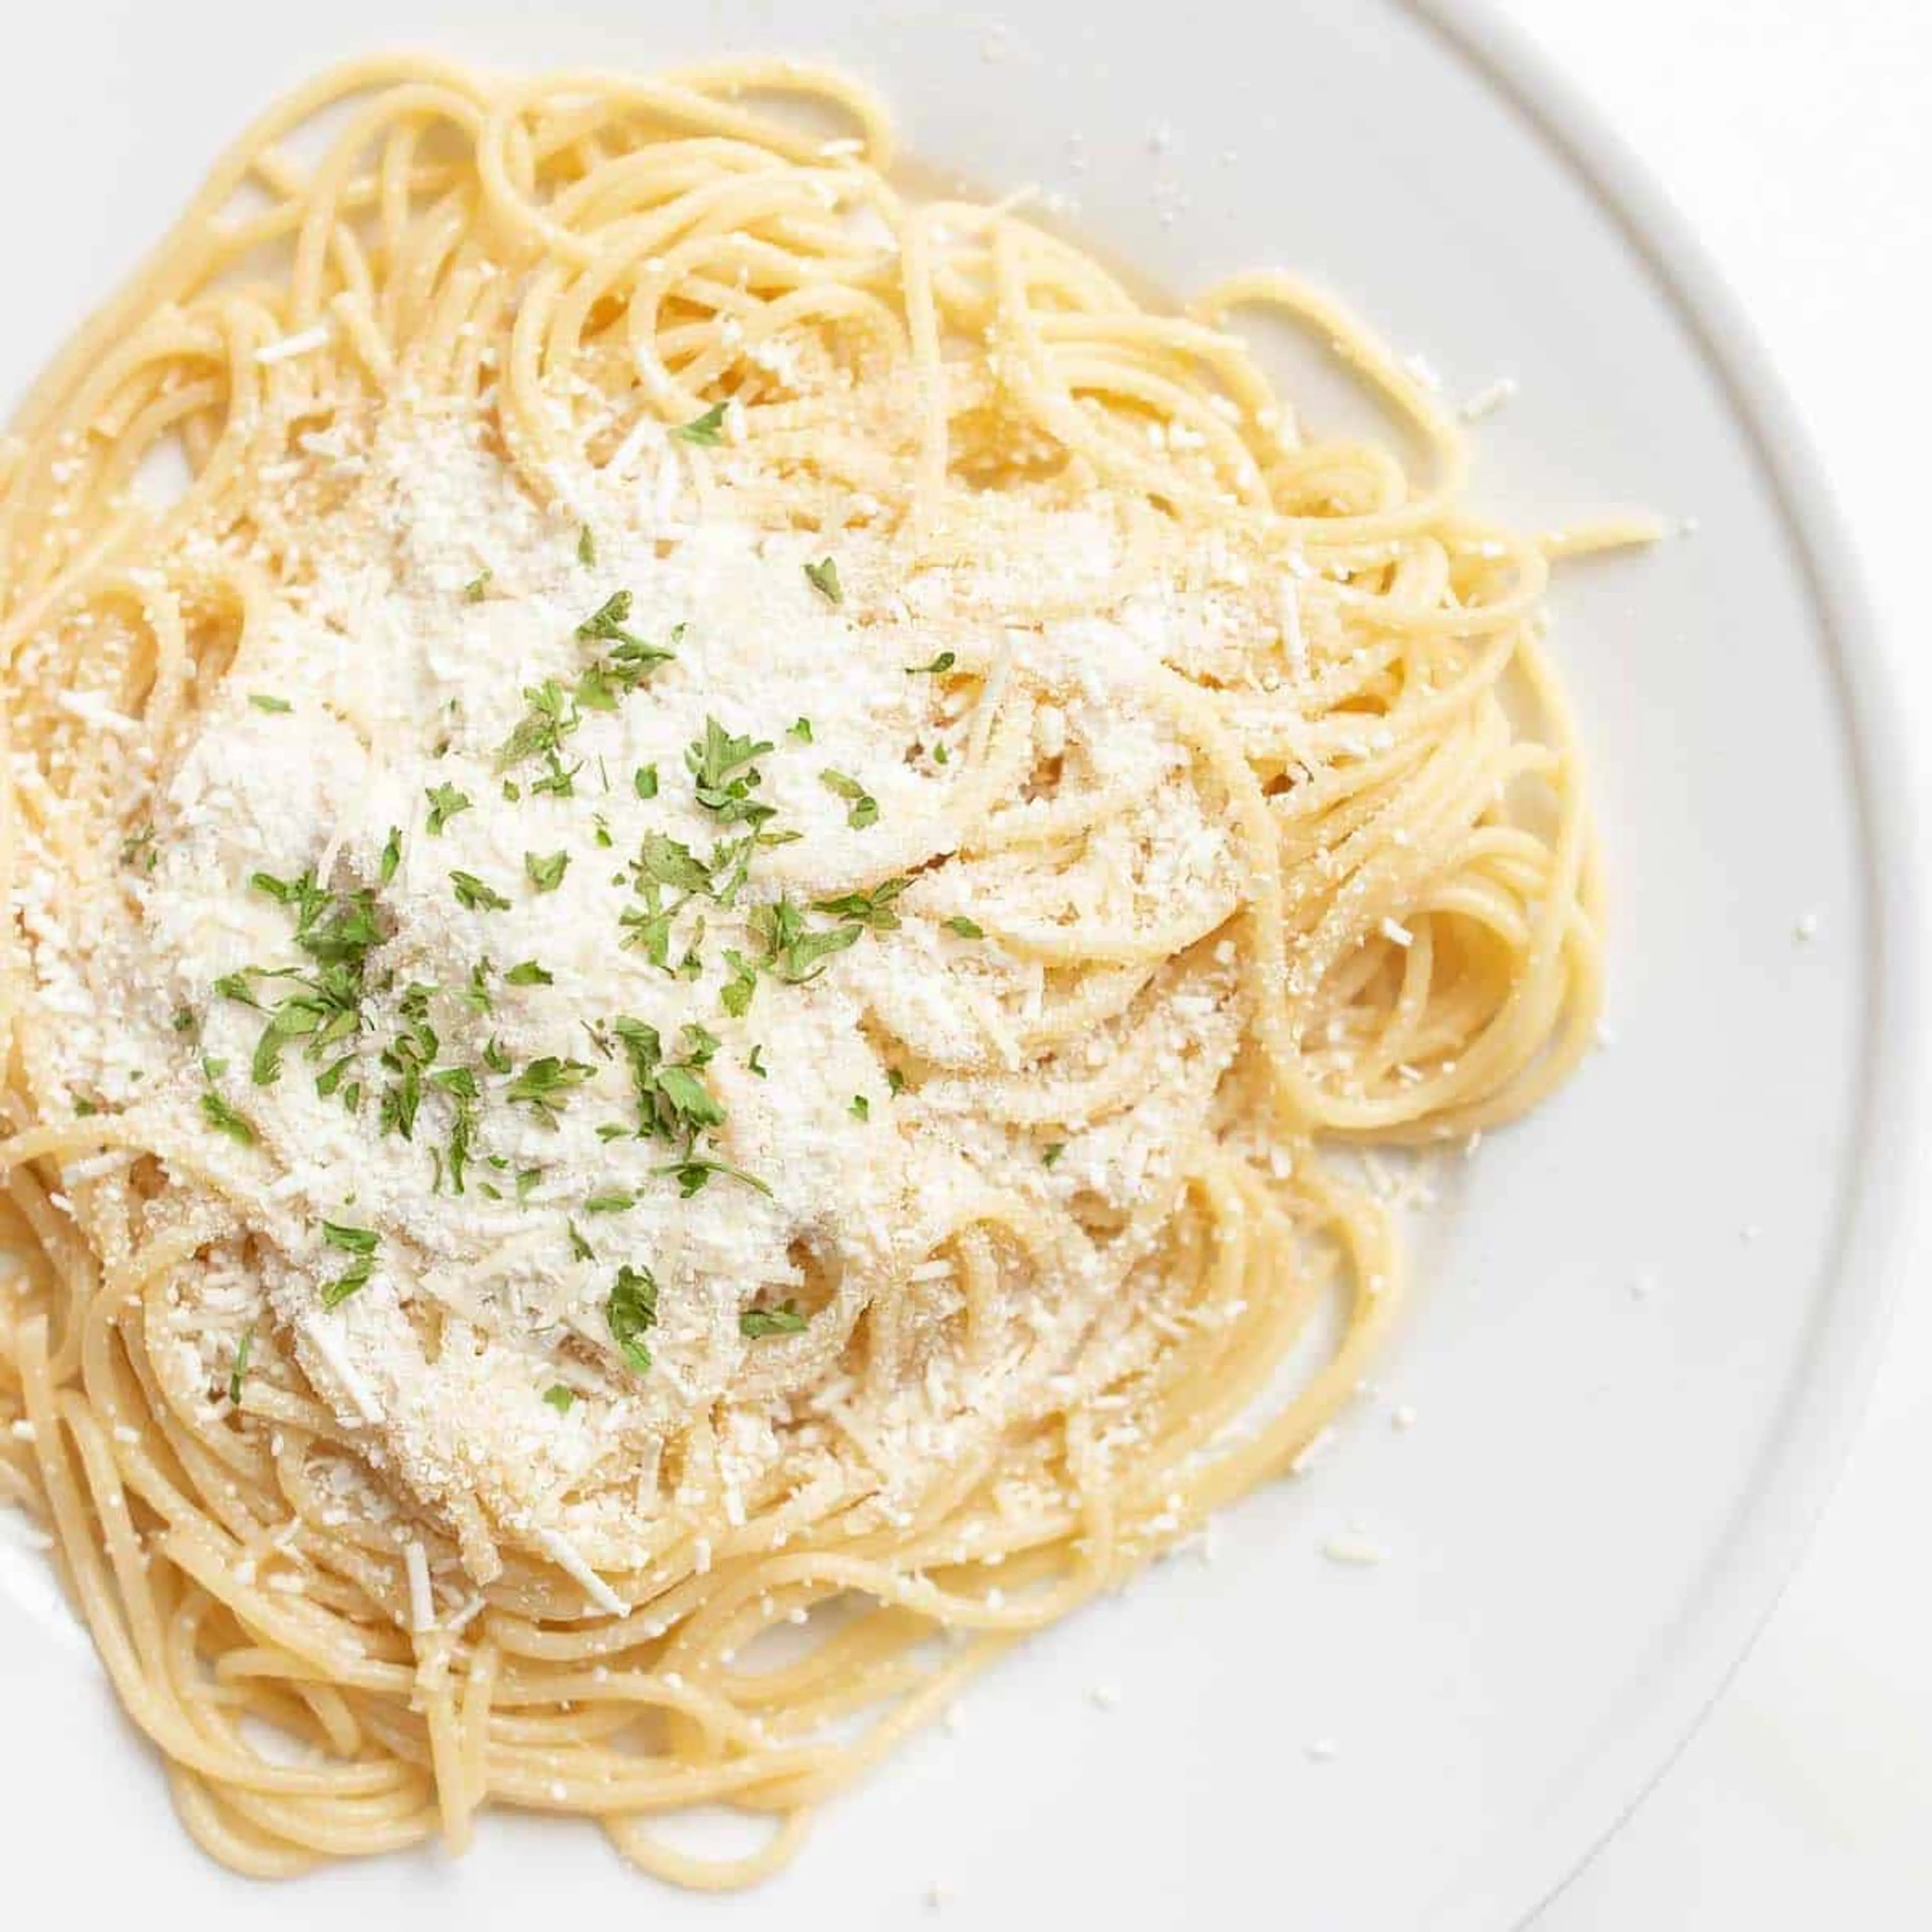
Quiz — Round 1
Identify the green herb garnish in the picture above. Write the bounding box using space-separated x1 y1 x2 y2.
812 876 910 931
637 831 711 895
720 949 757 1018
525 849 570 894
686 717 776 827
426 783 472 834
506 1056 594 1122
451 871 511 912
820 768 878 830
505 959 553 986
741 1302 808 1337
250 693 293 713
200 1091 256 1146
228 1322 255 1404
674 403 727 446
804 557 842 605
906 652 956 676
943 915 985 939
605 1263 659 1372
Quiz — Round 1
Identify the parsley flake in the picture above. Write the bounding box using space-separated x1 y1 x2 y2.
673 402 727 446
804 557 842 605
507 1056 594 1122
425 782 472 834
228 1323 255 1405
451 870 511 912
200 1091 256 1146
525 849 570 894
606 1263 659 1372
820 768 878 830
741 1302 808 1338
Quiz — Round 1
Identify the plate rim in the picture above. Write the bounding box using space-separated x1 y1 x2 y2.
1411 3 1926 1925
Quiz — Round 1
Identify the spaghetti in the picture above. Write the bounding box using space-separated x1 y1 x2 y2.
0 56 1620 1884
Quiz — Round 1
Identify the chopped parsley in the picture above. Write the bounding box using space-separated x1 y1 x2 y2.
813 876 910 930
463 569 492 602
506 1056 594 1122
505 959 553 986
543 1384 577 1414
803 556 842 605
1042 1143 1067 1168
200 1091 256 1147
653 1156 772 1198
450 870 511 912
496 679 580 773
943 915 986 939
906 652 956 676
849 1094 870 1121
319 1221 378 1308
787 716 815 743
525 849 570 894
574 592 677 696
605 1263 659 1372
636 831 711 894
577 524 597 567
686 717 776 828
819 768 878 830
741 1302 808 1338
120 823 158 873
380 826 403 882
750 897 862 982
249 692 293 713
227 1322 255 1405
634 763 659 800
720 949 757 1018
425 782 472 833
673 402 727 446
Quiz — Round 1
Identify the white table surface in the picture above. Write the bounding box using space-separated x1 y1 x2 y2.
1500 2 1932 1923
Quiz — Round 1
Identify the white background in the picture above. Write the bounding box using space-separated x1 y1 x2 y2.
1509 3 1932 1923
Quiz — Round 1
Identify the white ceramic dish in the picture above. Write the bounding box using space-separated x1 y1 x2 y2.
1 4 1917 1927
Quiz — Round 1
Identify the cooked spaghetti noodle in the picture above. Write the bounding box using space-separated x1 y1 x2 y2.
0 56 1622 1884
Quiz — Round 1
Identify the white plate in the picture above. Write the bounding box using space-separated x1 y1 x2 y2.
1 4 1917 1927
